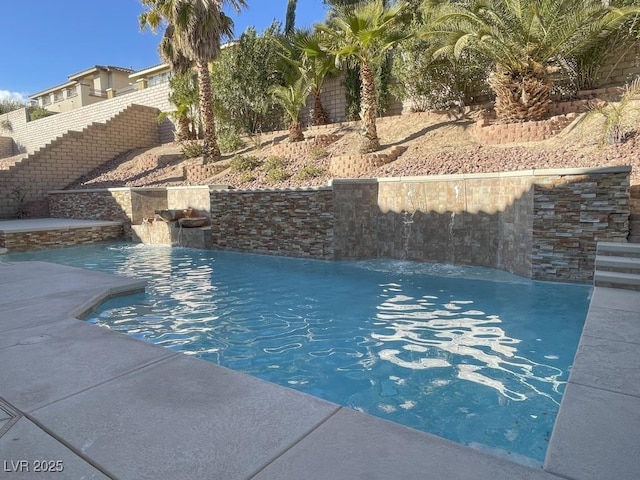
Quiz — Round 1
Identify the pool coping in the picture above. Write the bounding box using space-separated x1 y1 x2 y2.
0 260 638 479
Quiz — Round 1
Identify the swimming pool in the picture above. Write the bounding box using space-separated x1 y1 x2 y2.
3 243 591 465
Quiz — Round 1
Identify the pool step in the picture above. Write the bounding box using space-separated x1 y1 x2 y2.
594 242 640 291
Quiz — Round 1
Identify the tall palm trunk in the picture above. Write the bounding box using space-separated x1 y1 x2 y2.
196 59 220 163
359 61 380 153
288 121 305 142
489 67 552 122
312 89 329 125
176 116 195 141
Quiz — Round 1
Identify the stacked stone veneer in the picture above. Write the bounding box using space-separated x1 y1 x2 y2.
210 187 335 258
0 105 160 218
532 170 629 281
49 185 215 240
0 225 123 253
49 188 134 237
207 167 629 283
44 167 629 283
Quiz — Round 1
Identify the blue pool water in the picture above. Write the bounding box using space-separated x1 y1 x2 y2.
3 243 591 464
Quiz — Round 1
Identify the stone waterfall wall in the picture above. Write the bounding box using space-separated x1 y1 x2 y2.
209 167 629 282
45 166 630 283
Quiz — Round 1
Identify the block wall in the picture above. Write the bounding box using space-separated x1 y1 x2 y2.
0 82 173 155
0 137 13 158
0 105 159 218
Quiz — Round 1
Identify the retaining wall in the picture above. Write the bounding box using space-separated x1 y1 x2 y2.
49 185 217 239
0 82 173 156
209 167 630 283
0 137 13 157
47 166 630 283
0 105 160 218
210 188 335 258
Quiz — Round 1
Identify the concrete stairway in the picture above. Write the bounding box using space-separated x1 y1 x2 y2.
594 242 640 290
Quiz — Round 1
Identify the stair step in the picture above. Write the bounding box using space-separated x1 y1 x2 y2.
597 242 640 256
594 271 640 289
595 255 640 272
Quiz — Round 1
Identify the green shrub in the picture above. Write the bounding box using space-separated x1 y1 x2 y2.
296 165 326 180
218 128 244 153
309 146 328 159
28 107 56 121
180 141 204 159
263 156 286 171
266 167 290 183
240 171 256 183
230 155 262 172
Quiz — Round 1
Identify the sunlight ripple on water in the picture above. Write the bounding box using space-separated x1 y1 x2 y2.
2 243 590 465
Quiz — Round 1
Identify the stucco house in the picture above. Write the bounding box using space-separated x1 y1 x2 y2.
128 64 171 90
29 65 136 113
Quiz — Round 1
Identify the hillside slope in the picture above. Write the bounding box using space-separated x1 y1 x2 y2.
67 111 640 190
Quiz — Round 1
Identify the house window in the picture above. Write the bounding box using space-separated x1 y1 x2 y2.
66 87 77 98
53 91 64 102
148 72 170 87
42 95 52 106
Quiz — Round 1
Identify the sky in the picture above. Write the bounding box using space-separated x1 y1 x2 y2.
0 0 329 102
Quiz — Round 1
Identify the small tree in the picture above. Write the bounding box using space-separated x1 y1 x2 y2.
318 0 409 153
210 24 286 134
429 0 640 122
166 71 200 141
270 76 311 142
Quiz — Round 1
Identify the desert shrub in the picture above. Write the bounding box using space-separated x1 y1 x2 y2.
579 78 640 145
0 99 25 114
218 128 244 153
180 141 204 159
0 119 12 133
266 167 290 183
264 156 286 171
391 34 492 111
230 155 262 172
296 165 325 180
28 106 56 121
309 146 328 159
240 171 256 183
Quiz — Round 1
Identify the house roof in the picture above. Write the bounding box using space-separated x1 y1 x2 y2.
29 65 136 99
29 81 79 99
129 63 170 80
67 65 135 81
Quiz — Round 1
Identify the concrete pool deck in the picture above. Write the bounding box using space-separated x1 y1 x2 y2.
0 260 638 479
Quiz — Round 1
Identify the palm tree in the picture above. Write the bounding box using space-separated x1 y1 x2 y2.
270 75 311 142
158 24 198 141
295 30 339 125
318 0 409 153
140 0 246 163
429 0 640 122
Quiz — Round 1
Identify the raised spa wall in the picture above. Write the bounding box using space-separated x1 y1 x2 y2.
48 166 630 283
